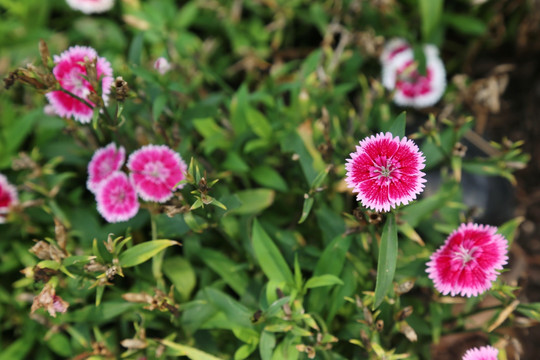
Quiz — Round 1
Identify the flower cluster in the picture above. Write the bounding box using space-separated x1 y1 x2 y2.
66 0 115 14
426 223 508 297
345 131 508 298
462 345 499 360
88 143 187 223
46 46 113 123
345 132 426 212
381 38 446 108
0 174 18 224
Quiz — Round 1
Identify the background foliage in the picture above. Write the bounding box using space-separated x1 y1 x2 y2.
0 0 537 359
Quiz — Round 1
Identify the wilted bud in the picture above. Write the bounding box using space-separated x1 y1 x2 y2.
29 240 65 262
452 142 467 158
39 39 51 68
84 56 99 91
396 306 414 321
122 292 153 303
363 307 373 325
395 279 415 295
114 76 129 101
84 259 108 273
398 322 417 342
31 283 69 317
121 338 147 350
3 72 17 90
54 218 67 251
366 211 382 225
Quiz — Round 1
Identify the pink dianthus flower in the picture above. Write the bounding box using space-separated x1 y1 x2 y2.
380 38 411 65
345 132 426 212
382 40 446 108
127 145 187 203
154 57 172 75
46 46 113 123
87 143 126 193
426 223 508 297
462 345 499 360
0 174 18 224
96 171 139 223
66 0 115 14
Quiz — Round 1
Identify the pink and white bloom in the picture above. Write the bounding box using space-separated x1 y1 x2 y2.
87 143 126 193
96 171 139 223
0 174 18 224
66 0 115 14
127 145 187 203
462 345 499 360
382 40 446 108
46 46 113 123
380 38 411 65
154 57 172 75
345 132 426 212
427 223 508 297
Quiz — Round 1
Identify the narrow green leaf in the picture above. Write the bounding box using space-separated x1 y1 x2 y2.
246 108 272 139
304 274 344 289
389 111 406 138
419 0 443 42
260 331 276 360
444 13 487 36
128 33 144 66
298 196 314 224
118 240 180 268
498 216 525 246
229 189 275 215
152 94 167 120
162 340 223 360
163 256 196 300
373 213 398 309
252 166 288 192
198 248 249 296
294 253 302 291
252 219 294 285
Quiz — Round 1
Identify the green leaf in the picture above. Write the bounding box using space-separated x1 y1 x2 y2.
373 213 398 309
304 274 344 289
198 248 249 296
246 108 273 139
444 13 487 36
419 0 443 42
162 340 223 360
498 216 525 246
389 111 406 138
128 33 144 66
252 219 294 285
175 1 199 28
297 196 314 224
152 94 167 120
252 166 288 192
163 256 196 300
230 84 249 134
260 331 276 360
118 240 180 268
229 189 275 215
307 235 352 313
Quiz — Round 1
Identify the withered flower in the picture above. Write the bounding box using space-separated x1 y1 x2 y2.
31 283 69 317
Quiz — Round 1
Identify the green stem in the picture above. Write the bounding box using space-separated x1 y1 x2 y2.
151 212 166 290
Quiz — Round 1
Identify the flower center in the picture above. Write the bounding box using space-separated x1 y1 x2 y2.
66 69 90 97
144 162 169 180
112 188 126 203
370 156 400 185
454 245 477 268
